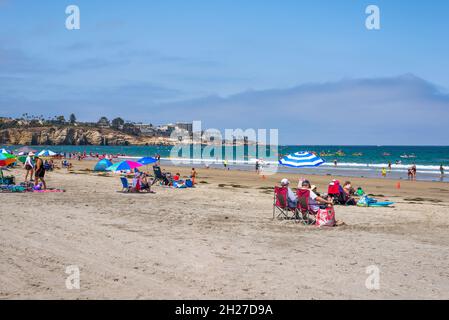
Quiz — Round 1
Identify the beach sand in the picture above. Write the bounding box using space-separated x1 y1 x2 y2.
1 160 449 299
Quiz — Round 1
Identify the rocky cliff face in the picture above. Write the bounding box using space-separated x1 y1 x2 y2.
0 127 177 146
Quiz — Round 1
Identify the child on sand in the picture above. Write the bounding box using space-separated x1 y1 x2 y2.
191 168 197 185
381 167 387 178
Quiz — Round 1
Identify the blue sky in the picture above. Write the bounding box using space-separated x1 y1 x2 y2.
1 0 449 144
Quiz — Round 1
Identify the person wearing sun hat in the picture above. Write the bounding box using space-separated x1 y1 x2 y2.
24 151 35 182
300 180 333 213
281 178 297 208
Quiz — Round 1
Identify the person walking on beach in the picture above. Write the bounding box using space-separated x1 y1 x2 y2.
381 167 387 178
223 159 228 170
388 161 392 171
412 164 417 180
24 152 35 182
440 164 445 177
255 160 260 174
407 166 413 180
334 159 337 166
34 156 47 190
409 164 417 181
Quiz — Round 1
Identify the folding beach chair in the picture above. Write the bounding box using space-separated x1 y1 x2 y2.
152 166 172 186
328 182 355 205
273 186 298 220
120 177 131 192
296 189 316 225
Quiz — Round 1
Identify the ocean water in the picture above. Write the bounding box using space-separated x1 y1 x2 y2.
3 145 449 182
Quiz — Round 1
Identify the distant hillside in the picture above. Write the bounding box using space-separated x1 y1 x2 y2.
0 126 178 146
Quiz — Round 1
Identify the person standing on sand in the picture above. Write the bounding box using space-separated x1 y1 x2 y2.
412 164 417 180
34 156 47 190
24 152 35 182
440 164 444 177
388 161 392 171
381 167 387 178
191 168 197 185
255 160 260 174
407 166 413 180
223 159 228 170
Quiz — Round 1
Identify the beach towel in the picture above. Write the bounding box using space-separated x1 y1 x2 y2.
173 181 187 188
33 189 65 193
0 185 26 193
316 207 336 227
357 195 393 207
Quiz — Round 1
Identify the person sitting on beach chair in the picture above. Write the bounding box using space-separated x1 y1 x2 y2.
152 165 172 186
299 180 333 213
297 181 335 225
132 170 142 192
139 173 154 193
273 179 298 220
327 180 355 205
281 178 297 208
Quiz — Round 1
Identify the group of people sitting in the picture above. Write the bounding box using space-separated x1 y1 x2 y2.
128 170 154 193
121 166 197 192
280 178 363 212
282 178 334 213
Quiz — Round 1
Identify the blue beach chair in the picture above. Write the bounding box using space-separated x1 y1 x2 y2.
120 177 131 192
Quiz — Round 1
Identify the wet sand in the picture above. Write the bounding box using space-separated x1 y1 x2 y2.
1 160 449 299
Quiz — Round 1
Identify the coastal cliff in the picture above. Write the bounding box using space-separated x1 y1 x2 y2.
0 127 177 146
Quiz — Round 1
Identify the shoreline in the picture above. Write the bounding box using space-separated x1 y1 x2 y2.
1 143 448 182
124 157 449 183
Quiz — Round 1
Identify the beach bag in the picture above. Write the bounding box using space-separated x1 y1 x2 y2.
357 195 378 207
357 195 369 207
316 207 336 227
185 179 193 188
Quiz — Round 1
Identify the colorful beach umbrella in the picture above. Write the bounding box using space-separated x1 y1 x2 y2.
279 151 325 168
106 160 143 172
137 157 157 165
0 152 16 167
94 159 113 171
37 149 57 157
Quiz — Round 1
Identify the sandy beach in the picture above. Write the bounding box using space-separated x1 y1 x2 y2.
1 160 449 299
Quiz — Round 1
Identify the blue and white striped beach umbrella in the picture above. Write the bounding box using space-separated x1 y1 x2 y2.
279 151 325 168
37 149 57 157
